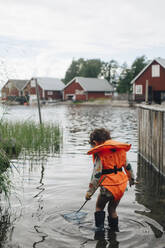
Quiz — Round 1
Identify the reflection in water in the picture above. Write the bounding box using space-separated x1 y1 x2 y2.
95 231 119 248
0 207 11 245
33 163 45 199
136 154 165 234
32 160 47 247
33 225 48 248
1 105 165 247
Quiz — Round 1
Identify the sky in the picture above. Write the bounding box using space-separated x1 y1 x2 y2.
0 0 165 87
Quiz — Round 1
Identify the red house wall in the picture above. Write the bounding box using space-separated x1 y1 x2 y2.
45 91 62 100
30 85 43 99
63 81 86 100
1 86 19 99
9 88 19 96
88 92 110 100
2 83 19 97
27 83 62 100
76 94 86 101
2 82 30 100
63 80 112 101
135 61 165 101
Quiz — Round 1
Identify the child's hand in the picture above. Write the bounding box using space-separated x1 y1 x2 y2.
129 178 135 187
85 192 92 200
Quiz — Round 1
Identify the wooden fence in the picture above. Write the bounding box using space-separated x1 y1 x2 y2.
138 105 165 177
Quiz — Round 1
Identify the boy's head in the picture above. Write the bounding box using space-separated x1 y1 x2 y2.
89 128 111 146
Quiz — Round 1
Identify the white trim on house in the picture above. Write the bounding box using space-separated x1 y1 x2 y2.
131 57 165 85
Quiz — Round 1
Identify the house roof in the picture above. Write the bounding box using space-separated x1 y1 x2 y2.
7 79 29 91
35 77 65 91
65 77 114 92
131 57 165 84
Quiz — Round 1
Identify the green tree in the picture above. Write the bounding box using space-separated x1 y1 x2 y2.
101 60 118 87
131 55 148 78
117 64 133 93
63 58 102 84
117 55 148 93
63 58 84 84
79 59 102 78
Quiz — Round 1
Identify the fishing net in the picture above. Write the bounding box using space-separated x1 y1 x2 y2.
62 211 88 224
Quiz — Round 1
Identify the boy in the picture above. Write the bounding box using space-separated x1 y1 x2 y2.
85 128 135 232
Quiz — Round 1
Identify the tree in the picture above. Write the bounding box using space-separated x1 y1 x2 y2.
63 58 84 84
101 60 118 88
117 55 148 93
79 59 102 78
131 55 148 79
63 58 102 84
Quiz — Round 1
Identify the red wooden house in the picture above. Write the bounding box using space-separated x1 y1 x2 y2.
132 57 165 104
1 79 30 101
63 77 113 101
28 77 65 103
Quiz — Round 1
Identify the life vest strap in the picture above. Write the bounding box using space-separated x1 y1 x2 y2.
102 166 122 175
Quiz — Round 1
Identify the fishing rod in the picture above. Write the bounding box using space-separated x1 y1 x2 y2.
76 176 106 213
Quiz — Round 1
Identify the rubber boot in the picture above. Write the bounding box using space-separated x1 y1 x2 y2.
94 211 105 240
107 216 119 232
95 211 105 231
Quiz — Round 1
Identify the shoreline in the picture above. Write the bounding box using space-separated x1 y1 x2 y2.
0 99 134 107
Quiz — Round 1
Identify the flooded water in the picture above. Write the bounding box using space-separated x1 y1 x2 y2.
0 104 165 248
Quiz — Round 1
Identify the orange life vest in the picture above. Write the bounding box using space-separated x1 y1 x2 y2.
87 139 131 189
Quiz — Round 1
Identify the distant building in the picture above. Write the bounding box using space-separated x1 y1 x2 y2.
28 77 65 103
1 79 30 103
63 77 114 101
132 57 165 104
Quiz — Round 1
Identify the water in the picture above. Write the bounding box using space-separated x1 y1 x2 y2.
0 104 165 248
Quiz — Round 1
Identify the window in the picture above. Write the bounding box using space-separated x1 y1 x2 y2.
31 79 36 87
135 85 142 94
47 91 53 95
104 92 112 96
152 64 160 77
75 90 84 95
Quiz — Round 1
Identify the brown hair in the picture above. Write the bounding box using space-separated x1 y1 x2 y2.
89 128 111 145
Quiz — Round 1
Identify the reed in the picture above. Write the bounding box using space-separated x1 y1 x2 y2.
0 120 62 197
0 121 61 156
0 149 11 198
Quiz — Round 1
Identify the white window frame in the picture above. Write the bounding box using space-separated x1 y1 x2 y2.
104 92 112 96
152 64 160 77
31 79 36 87
75 89 84 95
135 85 143 95
47 91 53 96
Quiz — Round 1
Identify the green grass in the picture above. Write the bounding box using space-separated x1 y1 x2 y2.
0 120 62 197
0 149 11 198
0 121 61 156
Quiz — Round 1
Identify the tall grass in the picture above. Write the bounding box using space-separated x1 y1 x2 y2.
0 120 62 197
0 149 11 198
0 121 62 156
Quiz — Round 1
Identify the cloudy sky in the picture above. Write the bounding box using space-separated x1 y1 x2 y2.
0 0 165 86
